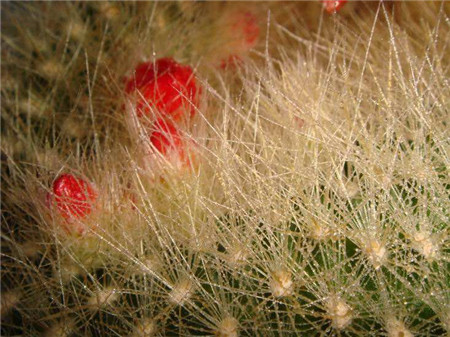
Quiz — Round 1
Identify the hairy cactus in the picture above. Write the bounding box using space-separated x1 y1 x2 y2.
1 2 449 336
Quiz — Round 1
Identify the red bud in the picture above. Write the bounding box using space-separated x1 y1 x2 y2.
47 174 97 234
125 58 199 121
321 0 347 14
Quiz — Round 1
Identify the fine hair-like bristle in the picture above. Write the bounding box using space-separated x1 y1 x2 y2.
1 2 449 336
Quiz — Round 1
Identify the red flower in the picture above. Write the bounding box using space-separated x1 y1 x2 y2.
147 119 198 173
321 0 347 14
149 119 183 156
47 174 97 224
219 9 260 69
231 10 260 49
125 58 199 121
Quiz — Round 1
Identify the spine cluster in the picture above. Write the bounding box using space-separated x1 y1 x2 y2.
1 2 448 336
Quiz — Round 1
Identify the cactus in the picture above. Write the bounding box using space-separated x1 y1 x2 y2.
1 1 449 336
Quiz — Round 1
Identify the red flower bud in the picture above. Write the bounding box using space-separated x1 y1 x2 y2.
219 10 260 69
146 119 198 173
149 119 183 156
47 174 97 229
321 0 347 14
231 10 260 49
125 58 199 121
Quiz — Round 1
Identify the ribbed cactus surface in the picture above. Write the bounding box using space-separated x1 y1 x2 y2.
1 2 449 336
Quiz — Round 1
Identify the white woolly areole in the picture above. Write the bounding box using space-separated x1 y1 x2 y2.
44 320 75 337
364 239 387 270
413 231 438 260
326 297 353 330
1 290 21 316
386 318 413 337
132 318 157 337
216 316 239 337
87 287 119 308
270 269 294 297
169 279 194 306
226 246 248 267
311 220 333 240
